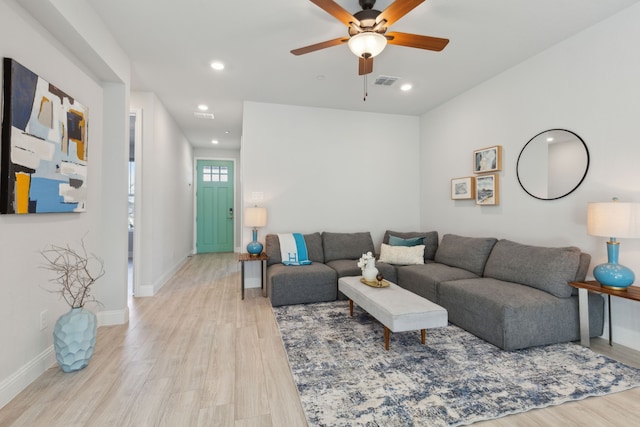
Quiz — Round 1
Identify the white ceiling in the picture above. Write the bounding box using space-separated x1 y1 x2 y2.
86 0 638 149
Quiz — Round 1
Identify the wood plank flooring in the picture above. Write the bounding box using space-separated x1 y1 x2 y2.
1 253 639 426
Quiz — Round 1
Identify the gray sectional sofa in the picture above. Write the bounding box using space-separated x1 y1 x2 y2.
264 231 604 351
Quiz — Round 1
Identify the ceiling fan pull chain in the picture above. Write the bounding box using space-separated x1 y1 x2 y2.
363 74 368 101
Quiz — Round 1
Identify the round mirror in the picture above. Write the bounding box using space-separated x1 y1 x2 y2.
516 129 589 200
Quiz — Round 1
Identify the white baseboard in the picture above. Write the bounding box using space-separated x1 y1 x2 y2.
135 256 189 297
0 346 56 409
97 308 129 326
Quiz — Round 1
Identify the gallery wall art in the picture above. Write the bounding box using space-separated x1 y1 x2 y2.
451 176 475 200
473 145 502 173
1 58 88 214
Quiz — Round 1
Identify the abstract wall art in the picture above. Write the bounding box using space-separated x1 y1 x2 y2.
1 58 88 214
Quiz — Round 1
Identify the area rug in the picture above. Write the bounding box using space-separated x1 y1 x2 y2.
273 301 640 426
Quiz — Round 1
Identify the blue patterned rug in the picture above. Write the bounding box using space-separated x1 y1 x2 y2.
273 301 640 426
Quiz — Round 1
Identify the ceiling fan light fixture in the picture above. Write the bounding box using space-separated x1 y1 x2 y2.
348 32 387 58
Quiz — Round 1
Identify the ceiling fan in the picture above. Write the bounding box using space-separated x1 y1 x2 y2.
291 0 449 76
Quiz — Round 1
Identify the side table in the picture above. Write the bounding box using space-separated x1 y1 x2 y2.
569 280 640 347
238 252 268 300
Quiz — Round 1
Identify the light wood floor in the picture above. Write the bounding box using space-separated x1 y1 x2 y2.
1 253 639 426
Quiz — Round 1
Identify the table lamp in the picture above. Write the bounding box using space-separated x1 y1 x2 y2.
587 198 640 290
245 206 267 256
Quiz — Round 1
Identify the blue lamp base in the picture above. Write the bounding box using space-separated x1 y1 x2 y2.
246 228 263 256
594 241 634 290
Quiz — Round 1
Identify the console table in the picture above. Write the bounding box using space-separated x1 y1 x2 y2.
238 253 268 300
569 280 640 347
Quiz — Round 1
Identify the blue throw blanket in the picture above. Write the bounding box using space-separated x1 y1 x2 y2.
278 233 312 266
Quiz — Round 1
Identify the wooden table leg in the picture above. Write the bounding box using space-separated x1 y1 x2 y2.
421 329 426 345
384 326 390 351
349 299 354 317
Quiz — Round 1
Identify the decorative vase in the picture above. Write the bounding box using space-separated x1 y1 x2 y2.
246 228 263 255
593 240 635 290
363 258 379 282
53 307 97 373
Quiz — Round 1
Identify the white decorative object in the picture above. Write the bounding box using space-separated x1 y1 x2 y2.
357 252 379 281
363 258 379 282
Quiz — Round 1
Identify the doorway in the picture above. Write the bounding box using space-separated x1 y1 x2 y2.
196 159 234 253
129 109 142 297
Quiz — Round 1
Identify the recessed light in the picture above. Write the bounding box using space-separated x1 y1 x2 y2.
224 130 230 134
400 83 413 92
547 137 554 142
198 104 208 111
211 139 219 145
210 61 225 71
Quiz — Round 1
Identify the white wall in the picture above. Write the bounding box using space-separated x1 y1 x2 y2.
0 0 128 407
241 102 422 285
130 92 194 296
420 3 640 350
1 1 194 408
242 101 422 243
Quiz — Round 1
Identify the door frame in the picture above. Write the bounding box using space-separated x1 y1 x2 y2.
193 156 238 254
131 108 143 298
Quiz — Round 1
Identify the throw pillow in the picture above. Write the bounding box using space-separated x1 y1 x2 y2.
379 243 425 265
389 235 425 247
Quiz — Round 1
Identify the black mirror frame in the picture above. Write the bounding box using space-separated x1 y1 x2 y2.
516 128 590 201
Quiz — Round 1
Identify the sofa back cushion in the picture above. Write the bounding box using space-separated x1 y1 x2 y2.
434 234 498 276
322 232 375 262
265 233 324 266
383 230 439 262
483 239 581 298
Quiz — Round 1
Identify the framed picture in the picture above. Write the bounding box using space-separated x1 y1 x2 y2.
451 176 475 200
1 58 89 214
476 174 499 205
473 145 502 173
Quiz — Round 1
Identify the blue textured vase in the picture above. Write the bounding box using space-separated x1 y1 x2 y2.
53 307 97 372
593 241 635 290
246 228 263 255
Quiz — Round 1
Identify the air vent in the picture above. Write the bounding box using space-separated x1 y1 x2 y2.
373 75 399 86
194 112 215 119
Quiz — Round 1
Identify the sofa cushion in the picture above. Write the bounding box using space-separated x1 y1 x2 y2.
483 239 581 298
379 243 425 265
388 235 424 246
266 263 337 306
438 277 604 350
396 263 479 303
265 233 324 266
434 234 498 276
383 230 439 261
322 232 375 262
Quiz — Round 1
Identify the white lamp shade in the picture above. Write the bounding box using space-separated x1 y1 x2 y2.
245 207 267 227
348 32 387 58
587 202 640 238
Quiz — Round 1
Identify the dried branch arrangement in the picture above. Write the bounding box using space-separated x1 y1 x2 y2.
41 239 105 308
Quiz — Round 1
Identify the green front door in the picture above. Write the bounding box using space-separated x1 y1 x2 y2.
196 160 234 253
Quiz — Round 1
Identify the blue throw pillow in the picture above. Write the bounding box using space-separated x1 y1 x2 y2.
389 235 425 247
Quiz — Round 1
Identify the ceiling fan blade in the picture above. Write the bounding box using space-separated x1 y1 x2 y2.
291 37 349 55
311 0 359 27
386 31 449 51
376 0 425 27
359 57 373 75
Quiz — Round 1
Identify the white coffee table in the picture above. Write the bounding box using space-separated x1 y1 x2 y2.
338 276 448 350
